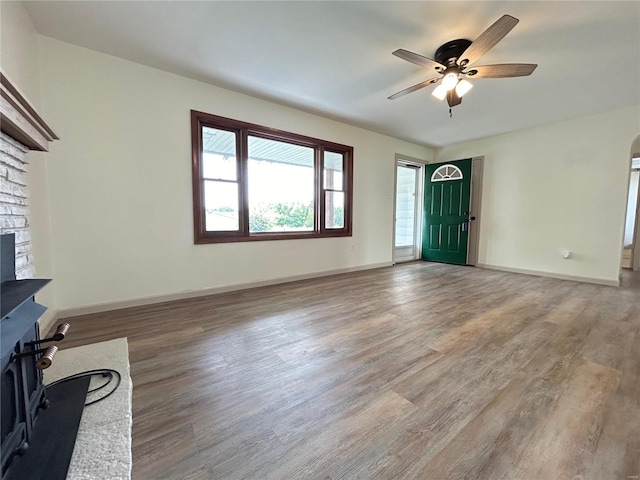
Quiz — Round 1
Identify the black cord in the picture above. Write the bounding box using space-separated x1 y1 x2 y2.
47 368 122 406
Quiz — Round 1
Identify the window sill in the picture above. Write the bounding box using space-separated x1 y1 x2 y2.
195 230 352 244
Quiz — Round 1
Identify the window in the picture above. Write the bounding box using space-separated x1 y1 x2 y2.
192 110 353 243
430 164 463 182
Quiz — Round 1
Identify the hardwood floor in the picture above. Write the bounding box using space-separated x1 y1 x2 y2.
51 263 640 479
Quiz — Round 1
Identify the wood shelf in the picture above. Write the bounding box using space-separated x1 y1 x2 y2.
0 71 59 151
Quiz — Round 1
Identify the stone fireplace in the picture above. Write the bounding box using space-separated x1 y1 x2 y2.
0 70 59 277
0 72 86 480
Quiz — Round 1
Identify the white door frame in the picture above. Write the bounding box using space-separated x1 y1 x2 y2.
467 156 485 266
393 155 425 264
623 140 640 272
634 182 640 271
631 161 640 271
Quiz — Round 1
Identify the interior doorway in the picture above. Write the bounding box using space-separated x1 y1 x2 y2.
393 157 424 263
622 136 640 270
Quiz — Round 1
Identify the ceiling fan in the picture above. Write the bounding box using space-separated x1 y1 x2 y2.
388 14 537 113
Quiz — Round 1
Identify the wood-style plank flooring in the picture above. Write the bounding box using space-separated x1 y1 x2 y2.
52 262 640 479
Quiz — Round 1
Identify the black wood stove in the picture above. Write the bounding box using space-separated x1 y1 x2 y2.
1 233 89 480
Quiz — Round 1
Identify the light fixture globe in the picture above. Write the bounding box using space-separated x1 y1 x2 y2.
455 79 473 97
432 84 447 101
442 72 459 91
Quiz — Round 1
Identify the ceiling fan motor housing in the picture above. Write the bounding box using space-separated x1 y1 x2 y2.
434 39 473 69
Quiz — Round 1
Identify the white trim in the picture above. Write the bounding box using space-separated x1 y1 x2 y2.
54 262 393 319
477 263 620 287
634 182 640 270
393 154 426 264
633 157 640 271
467 156 484 267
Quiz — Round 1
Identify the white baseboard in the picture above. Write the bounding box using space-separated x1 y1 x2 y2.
56 262 393 319
477 263 620 287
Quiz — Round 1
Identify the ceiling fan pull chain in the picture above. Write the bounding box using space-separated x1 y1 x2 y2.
449 108 452 118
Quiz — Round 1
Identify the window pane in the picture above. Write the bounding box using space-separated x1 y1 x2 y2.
247 136 315 233
395 165 417 247
325 191 344 229
324 151 343 190
202 127 237 180
204 180 239 231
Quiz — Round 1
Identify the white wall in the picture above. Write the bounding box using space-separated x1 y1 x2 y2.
37 37 432 311
435 106 640 285
1 2 41 103
1 2 57 331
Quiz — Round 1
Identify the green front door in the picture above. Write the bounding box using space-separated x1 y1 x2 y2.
422 159 472 265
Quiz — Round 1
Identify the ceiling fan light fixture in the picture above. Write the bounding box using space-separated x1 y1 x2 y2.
387 14 537 114
455 79 473 97
442 72 459 91
432 84 447 101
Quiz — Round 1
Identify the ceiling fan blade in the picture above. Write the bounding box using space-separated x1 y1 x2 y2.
458 14 519 68
388 77 441 100
446 89 462 107
465 63 537 78
392 49 447 72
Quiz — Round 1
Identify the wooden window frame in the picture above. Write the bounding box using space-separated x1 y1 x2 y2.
191 110 353 244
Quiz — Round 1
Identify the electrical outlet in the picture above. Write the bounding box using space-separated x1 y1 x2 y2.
350 244 356 252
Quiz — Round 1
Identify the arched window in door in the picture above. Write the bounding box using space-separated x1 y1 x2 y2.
431 164 463 182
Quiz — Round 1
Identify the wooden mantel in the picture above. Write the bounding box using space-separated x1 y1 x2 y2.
0 71 58 151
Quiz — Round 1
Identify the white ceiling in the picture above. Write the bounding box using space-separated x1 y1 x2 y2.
23 1 640 148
